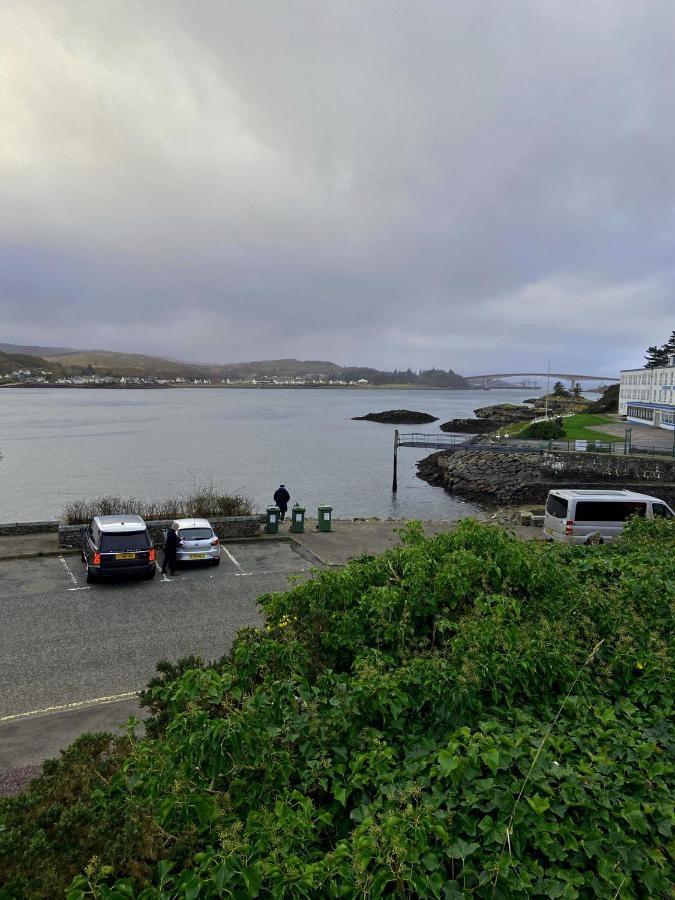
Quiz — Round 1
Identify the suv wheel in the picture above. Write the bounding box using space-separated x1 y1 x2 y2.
86 567 97 584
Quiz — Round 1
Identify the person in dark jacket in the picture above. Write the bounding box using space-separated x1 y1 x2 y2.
273 484 291 521
162 522 182 575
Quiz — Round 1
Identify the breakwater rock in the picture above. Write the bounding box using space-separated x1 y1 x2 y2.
417 448 675 506
440 403 537 435
353 409 438 424
439 418 497 434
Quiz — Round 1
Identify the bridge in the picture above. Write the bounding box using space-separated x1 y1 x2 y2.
465 372 619 389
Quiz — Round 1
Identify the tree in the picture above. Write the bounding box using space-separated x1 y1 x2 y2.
552 381 570 397
572 382 582 399
644 330 675 368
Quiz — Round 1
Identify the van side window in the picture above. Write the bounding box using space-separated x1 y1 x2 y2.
575 501 646 522
546 494 568 518
653 503 673 519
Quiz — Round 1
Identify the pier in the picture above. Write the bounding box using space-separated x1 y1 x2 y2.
392 430 470 491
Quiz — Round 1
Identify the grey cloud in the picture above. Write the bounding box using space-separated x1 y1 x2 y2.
2 0 675 372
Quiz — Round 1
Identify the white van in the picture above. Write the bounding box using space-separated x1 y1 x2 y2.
543 489 673 544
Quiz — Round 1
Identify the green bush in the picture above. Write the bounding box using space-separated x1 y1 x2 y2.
1 518 673 897
521 417 565 440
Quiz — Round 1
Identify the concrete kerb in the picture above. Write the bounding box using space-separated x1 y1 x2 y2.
0 548 81 562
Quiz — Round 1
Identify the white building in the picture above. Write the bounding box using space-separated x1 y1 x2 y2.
619 354 675 431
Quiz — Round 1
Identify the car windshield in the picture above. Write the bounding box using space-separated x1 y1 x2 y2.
179 528 213 541
100 531 150 552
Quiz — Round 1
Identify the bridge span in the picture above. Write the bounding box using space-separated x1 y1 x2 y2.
465 372 619 388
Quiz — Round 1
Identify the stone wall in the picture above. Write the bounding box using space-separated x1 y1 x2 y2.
540 451 675 484
0 520 59 536
417 448 675 506
58 515 264 549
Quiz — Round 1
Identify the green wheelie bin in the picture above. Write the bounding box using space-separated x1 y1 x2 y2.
266 506 280 534
290 504 306 533
317 504 333 532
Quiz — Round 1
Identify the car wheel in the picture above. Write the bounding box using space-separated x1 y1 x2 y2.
86 567 97 584
212 557 220 566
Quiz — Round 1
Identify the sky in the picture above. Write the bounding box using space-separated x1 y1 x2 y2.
1 1 674 375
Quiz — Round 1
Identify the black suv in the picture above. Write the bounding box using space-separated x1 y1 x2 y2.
81 514 156 583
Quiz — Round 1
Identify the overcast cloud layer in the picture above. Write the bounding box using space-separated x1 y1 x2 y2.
1 1 674 374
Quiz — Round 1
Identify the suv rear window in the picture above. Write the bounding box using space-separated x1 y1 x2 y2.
574 501 646 522
178 528 214 540
100 531 150 552
546 494 568 518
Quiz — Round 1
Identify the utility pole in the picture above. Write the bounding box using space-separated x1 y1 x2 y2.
544 361 550 419
392 430 398 492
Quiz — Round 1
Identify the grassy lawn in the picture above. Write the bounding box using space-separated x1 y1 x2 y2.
503 413 623 442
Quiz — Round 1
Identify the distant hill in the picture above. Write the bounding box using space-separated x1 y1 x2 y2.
0 349 66 376
44 349 209 379
0 343 75 357
0 343 470 387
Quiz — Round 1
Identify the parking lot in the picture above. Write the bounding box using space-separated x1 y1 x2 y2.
0 540 317 771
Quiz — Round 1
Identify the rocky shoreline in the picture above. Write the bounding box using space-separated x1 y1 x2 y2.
417 393 675 506
417 447 675 506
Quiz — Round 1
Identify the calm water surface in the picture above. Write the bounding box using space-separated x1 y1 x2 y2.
0 388 541 522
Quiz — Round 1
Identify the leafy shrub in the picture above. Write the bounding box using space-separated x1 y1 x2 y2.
1 518 673 897
62 483 253 524
520 417 565 440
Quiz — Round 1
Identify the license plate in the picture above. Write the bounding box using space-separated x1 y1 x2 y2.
190 553 206 559
115 552 136 560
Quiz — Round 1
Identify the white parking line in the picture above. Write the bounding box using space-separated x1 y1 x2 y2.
222 546 242 570
59 554 79 586
0 691 139 723
59 554 91 591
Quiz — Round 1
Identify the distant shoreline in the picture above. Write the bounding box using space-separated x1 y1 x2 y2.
0 382 537 392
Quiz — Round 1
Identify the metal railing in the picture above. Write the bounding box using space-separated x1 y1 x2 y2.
397 432 468 448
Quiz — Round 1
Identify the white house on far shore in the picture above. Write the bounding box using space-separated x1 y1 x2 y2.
619 354 675 431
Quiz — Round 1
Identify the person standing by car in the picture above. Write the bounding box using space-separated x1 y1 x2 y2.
162 521 183 575
273 484 291 521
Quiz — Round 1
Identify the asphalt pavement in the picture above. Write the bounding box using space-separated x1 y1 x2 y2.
0 541 316 775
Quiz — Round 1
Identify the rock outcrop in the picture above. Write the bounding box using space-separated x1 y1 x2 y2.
473 403 537 422
353 409 439 424
439 418 499 434
440 403 537 435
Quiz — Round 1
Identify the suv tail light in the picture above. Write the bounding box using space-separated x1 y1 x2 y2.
210 537 219 546
93 551 101 565
149 547 156 562
565 520 574 536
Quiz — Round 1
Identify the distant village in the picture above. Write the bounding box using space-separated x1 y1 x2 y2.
0 368 371 387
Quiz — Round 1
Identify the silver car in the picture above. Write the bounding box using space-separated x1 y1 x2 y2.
173 518 221 566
